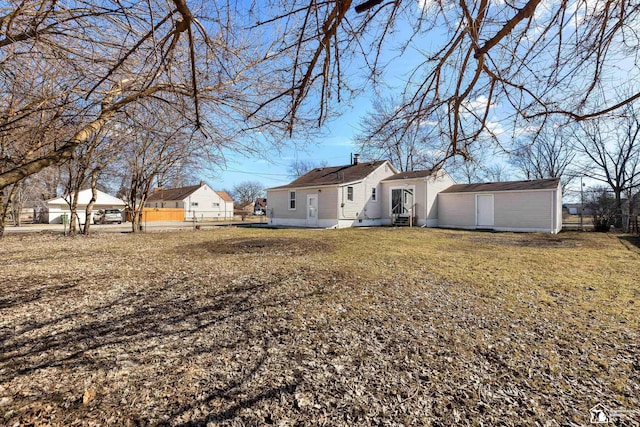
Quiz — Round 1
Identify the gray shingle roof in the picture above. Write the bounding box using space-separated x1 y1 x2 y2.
382 169 436 181
146 184 201 201
270 161 388 189
440 178 560 193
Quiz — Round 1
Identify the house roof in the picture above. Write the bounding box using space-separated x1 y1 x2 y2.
146 184 202 202
383 169 436 181
255 197 267 208
269 161 389 189
440 178 560 194
217 191 233 203
47 189 126 206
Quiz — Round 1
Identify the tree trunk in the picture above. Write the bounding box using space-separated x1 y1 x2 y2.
614 190 623 228
83 171 100 235
0 188 7 239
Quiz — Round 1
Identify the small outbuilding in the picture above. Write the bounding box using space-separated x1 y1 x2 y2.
437 178 562 234
47 189 126 225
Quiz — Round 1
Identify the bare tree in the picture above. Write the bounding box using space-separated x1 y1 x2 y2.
115 107 209 232
288 159 329 178
354 96 439 171
510 123 576 191
232 181 264 207
573 103 640 228
0 0 297 192
251 0 640 163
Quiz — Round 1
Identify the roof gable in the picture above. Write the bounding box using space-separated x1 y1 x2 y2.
383 169 436 181
440 178 560 194
216 191 233 202
270 160 390 189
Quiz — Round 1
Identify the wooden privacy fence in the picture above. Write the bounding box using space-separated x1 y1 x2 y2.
128 208 184 222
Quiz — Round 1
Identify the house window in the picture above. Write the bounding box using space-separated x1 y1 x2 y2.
371 187 377 201
175 202 179 208
347 186 354 201
155 202 158 208
289 191 296 209
191 202 198 207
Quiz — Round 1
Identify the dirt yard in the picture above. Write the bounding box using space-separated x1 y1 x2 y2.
1 228 639 425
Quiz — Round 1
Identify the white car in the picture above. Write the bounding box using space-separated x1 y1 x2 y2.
95 209 123 224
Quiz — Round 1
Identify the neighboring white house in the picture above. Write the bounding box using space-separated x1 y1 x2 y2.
437 178 562 234
267 156 563 233
47 189 126 225
145 181 234 220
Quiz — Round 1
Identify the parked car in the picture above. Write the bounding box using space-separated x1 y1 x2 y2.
94 209 123 224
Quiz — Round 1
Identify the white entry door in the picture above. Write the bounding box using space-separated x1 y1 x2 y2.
307 195 318 226
476 194 494 227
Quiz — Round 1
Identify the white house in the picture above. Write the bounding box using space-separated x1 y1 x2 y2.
47 189 126 225
145 181 234 220
267 156 563 233
267 157 398 228
437 178 563 234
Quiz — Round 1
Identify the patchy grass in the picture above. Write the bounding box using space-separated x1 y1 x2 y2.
1 228 638 426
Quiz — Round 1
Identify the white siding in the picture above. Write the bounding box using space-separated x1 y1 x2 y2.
426 171 456 224
437 193 476 227
339 163 395 220
438 184 563 233
267 188 317 220
494 191 551 228
318 187 338 220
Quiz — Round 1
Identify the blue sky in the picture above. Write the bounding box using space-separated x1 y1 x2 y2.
206 1 635 202
213 107 364 190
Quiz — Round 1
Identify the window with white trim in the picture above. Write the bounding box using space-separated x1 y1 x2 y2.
289 191 296 209
347 186 354 201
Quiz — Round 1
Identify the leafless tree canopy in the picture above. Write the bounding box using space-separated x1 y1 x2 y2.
0 0 304 191
2 0 640 197
253 0 640 163
572 103 640 226
510 122 576 191
231 181 264 207
354 96 439 172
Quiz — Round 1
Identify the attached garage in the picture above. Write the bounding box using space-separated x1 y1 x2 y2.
437 178 562 234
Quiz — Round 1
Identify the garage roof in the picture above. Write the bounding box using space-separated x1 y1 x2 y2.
440 178 560 193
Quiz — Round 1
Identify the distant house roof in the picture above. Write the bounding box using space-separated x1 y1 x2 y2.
146 184 201 202
48 189 126 206
440 178 560 194
383 169 436 181
270 160 390 189
217 191 233 203
255 197 267 208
